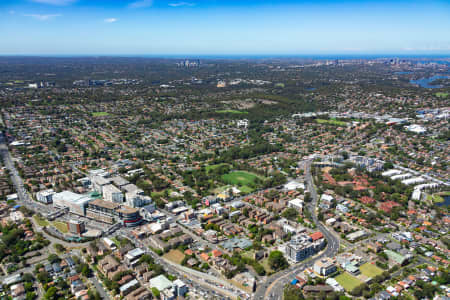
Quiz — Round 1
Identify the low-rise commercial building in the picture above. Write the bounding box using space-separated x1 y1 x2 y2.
346 230 368 242
314 258 337 276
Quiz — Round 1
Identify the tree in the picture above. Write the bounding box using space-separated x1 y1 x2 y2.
81 264 92 277
88 289 101 300
47 254 60 264
318 211 324 221
253 263 266 276
350 283 367 297
383 162 394 169
53 244 65 253
151 287 160 298
44 286 58 300
37 271 51 284
26 292 37 300
304 192 312 203
268 250 288 271
24 282 34 292
281 207 299 220
22 273 34 282
283 285 304 300
243 207 249 217
138 254 154 265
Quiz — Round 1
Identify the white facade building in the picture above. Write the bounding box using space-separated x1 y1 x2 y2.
103 184 124 203
402 177 425 185
288 198 304 212
36 189 55 204
53 191 92 215
314 258 337 276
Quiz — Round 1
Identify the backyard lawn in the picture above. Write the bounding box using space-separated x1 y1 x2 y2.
335 272 363 292
360 262 383 278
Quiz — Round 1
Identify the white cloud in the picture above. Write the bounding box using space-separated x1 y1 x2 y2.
104 18 118 23
31 0 76 5
24 13 61 21
129 0 153 8
168 1 195 7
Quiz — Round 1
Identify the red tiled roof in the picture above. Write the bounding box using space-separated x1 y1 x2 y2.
359 196 375 204
310 232 324 241
379 201 401 213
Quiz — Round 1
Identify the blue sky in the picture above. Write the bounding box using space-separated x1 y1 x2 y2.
1 0 450 55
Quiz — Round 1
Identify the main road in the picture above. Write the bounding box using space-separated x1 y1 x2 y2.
0 133 32 204
253 160 340 300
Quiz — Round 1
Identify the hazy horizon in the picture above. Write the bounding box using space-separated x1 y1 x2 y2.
1 54 449 59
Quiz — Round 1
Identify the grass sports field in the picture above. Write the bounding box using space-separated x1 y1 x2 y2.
316 118 348 126
215 109 248 115
335 272 363 292
436 92 448 98
221 171 261 186
221 171 262 193
360 263 383 278
164 249 185 264
92 112 110 117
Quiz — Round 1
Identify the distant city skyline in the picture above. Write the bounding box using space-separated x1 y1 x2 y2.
1 0 450 55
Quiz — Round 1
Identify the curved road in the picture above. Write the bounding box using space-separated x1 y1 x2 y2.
254 160 340 300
